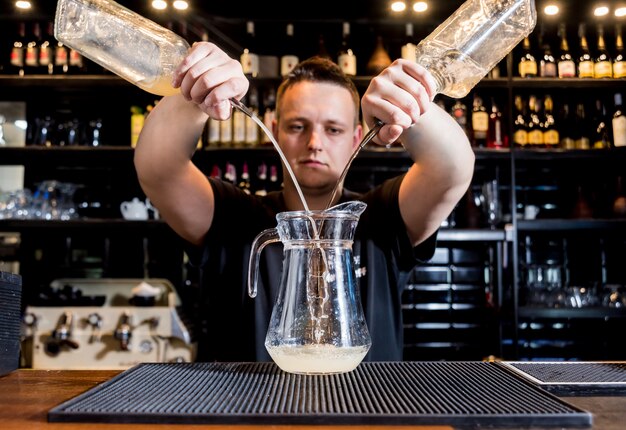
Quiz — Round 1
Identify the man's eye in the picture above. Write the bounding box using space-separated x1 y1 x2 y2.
328 127 343 135
289 124 304 132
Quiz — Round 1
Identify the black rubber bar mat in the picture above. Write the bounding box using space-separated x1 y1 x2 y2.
48 361 592 427
497 361 626 396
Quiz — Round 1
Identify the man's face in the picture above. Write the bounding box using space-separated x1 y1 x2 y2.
275 81 360 197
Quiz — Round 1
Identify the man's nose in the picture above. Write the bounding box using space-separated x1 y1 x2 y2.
307 130 323 151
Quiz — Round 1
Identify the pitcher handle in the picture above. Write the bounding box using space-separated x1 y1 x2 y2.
247 228 280 298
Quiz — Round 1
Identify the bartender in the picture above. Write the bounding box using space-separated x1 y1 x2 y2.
134 42 474 362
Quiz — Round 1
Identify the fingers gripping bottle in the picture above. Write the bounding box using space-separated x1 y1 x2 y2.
54 0 190 96
415 0 537 99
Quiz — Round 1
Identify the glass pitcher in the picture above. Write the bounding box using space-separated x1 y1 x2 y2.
248 201 371 374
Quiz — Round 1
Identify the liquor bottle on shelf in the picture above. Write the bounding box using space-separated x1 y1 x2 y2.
54 37 69 74
401 23 417 62
557 23 576 78
366 35 391 76
24 22 41 73
542 95 559 149
238 162 252 195
9 22 26 76
337 22 357 76
527 95 544 148
269 164 280 192
513 95 528 148
207 116 220 147
280 23 299 77
240 21 259 78
245 86 259 147
39 22 55 74
220 112 233 147
591 99 610 149
130 106 145 148
613 93 626 148
232 94 246 146
68 47 85 74
574 102 590 149
577 24 594 78
594 24 613 79
471 94 488 148
255 163 268 196
613 24 625 79
316 34 333 61
261 87 276 146
449 99 468 136
539 41 557 77
487 97 507 148
558 102 575 149
518 36 537 78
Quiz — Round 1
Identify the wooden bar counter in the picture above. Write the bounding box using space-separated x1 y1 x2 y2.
0 369 624 429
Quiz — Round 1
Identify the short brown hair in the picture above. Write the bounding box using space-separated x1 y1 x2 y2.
275 56 360 126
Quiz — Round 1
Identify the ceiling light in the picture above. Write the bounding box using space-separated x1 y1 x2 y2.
413 1 428 13
15 1 31 9
151 0 167 10
391 1 407 12
544 4 559 15
173 0 189 10
616 7 626 17
594 5 610 16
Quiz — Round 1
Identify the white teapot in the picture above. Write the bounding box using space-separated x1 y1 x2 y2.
120 197 149 220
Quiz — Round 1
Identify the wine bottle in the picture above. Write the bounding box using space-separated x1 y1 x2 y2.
542 95 559 149
612 93 626 148
39 22 55 75
518 36 537 78
245 86 260 147
574 103 590 149
559 102 575 149
240 21 259 78
366 35 392 76
592 99 610 149
513 95 528 148
557 23 576 78
539 41 557 77
238 162 252 195
280 23 299 77
487 97 507 148
232 94 246 146
613 24 625 79
577 24 594 78
9 22 26 76
401 23 417 61
527 95 544 148
24 22 41 73
594 24 613 79
316 34 332 61
471 94 488 148
337 22 357 76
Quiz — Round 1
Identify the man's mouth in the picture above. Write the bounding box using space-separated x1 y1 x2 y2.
300 159 326 167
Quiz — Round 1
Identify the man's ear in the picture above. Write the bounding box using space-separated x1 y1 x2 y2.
353 123 363 149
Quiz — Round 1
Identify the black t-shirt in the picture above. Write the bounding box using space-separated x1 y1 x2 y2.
188 174 436 362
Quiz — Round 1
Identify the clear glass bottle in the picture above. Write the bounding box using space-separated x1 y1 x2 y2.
337 22 357 76
414 0 536 98
54 0 190 96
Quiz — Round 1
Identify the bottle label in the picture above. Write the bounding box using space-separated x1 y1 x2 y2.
614 61 626 78
39 45 52 66
519 61 537 77
338 53 357 76
69 49 83 67
245 115 259 146
472 112 488 134
528 129 544 145
10 47 24 67
578 61 594 78
613 116 626 147
240 51 259 77
280 55 299 76
557 60 575 78
207 119 220 145
514 129 528 146
576 137 590 150
55 46 68 66
561 137 575 149
594 61 612 78
544 130 559 146
540 62 557 77
232 110 246 144
401 43 417 62
25 46 38 67
220 117 233 145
